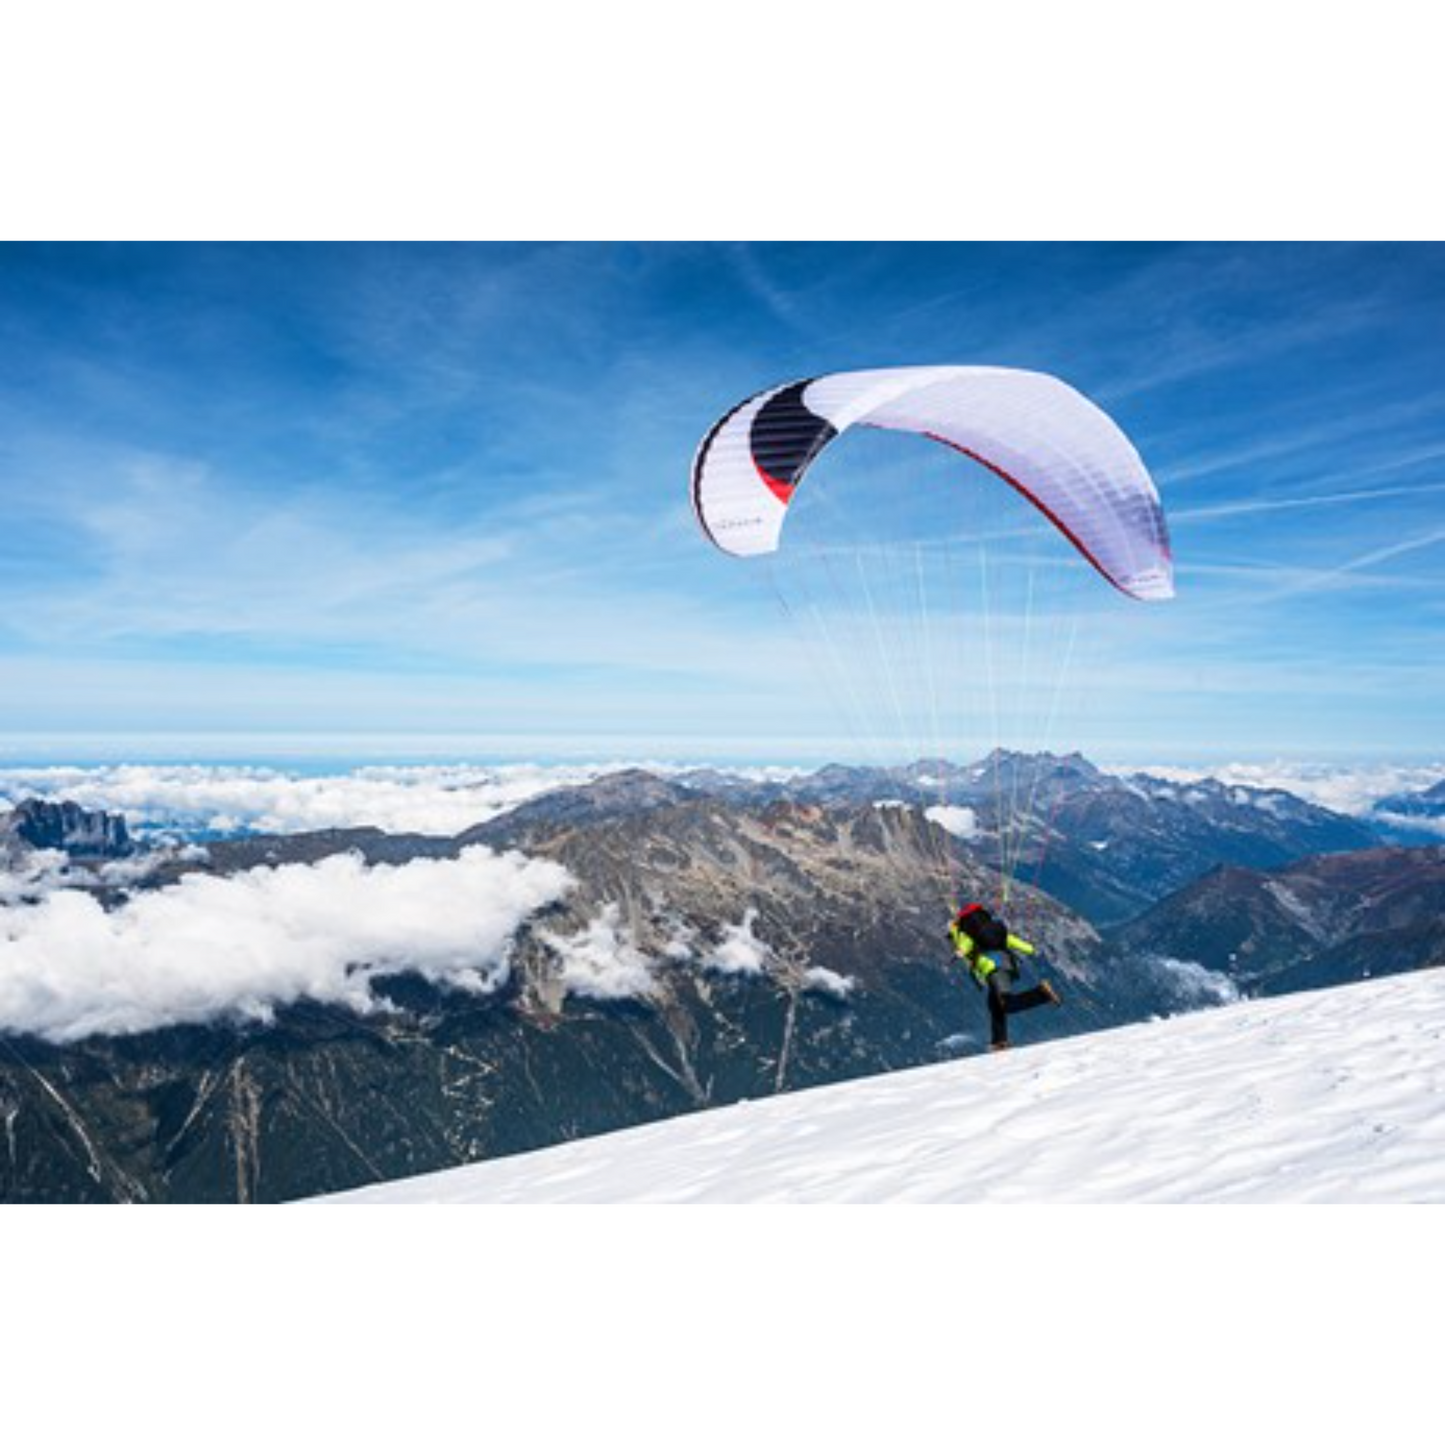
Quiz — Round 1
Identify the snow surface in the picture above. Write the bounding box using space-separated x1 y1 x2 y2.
325 969 1445 1204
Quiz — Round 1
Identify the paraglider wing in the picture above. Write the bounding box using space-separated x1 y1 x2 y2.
691 365 1174 600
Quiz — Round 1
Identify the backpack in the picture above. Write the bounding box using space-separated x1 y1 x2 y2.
954 904 1009 953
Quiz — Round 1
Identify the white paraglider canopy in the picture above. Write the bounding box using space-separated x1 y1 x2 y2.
691 365 1173 601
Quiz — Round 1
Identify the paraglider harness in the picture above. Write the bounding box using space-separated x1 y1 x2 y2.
953 903 1008 952
950 903 1017 987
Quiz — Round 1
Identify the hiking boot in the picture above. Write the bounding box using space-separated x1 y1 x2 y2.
1041 980 1062 1006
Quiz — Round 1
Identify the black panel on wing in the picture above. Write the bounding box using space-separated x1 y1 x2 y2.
749 379 837 501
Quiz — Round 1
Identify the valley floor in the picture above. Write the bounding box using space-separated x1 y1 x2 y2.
327 969 1445 1204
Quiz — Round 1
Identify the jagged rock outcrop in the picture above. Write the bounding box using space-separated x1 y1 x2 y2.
0 798 133 861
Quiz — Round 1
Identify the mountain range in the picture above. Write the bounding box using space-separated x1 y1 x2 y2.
1110 845 1445 998
0 754 1441 1202
613 753 1382 923
0 794 1099 1202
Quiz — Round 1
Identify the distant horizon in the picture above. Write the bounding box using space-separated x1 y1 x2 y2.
2 732 1444 772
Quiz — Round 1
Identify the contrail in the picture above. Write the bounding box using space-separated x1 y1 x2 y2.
1255 524 1445 604
1175 479 1445 523
1330 525 1445 574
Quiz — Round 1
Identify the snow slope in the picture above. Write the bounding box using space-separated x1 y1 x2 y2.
327 969 1445 1203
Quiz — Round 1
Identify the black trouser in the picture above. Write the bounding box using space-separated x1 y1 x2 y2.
987 967 1051 1047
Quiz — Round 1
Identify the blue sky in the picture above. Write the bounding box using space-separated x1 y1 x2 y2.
1 242 1443 765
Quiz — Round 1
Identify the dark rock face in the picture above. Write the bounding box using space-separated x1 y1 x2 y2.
1109 846 1445 996
0 798 133 860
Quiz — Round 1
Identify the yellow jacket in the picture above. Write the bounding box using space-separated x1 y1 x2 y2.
949 922 1035 984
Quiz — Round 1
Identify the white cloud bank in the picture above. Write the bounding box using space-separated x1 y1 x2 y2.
802 966 855 1000
0 846 571 1044
1373 811 1445 840
1115 761 1445 818
0 762 630 839
0 850 75 907
1144 956 1242 1009
704 910 772 976
539 904 656 1001
0 846 207 906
